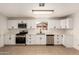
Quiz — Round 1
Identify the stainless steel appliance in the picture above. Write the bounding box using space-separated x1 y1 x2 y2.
16 30 28 45
18 23 27 28
46 35 54 46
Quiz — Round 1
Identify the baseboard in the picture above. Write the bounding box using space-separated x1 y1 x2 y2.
26 44 46 46
46 44 54 46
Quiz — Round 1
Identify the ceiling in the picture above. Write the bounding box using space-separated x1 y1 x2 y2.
0 3 79 18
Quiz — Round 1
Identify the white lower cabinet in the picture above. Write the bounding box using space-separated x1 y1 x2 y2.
4 34 15 45
36 35 46 45
26 34 46 45
54 34 63 45
26 35 36 45
62 34 73 48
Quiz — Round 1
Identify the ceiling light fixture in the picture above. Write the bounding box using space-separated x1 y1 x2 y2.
39 3 45 7
32 10 54 14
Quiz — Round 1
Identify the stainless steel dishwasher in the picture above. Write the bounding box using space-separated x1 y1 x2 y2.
46 35 54 46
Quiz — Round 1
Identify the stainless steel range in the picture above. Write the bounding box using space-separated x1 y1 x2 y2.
16 30 28 45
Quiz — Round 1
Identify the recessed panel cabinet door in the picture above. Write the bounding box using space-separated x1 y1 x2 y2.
40 35 46 44
60 20 66 29
26 35 37 45
63 35 73 48
4 34 15 45
65 18 73 29
35 35 41 44
10 35 15 45
8 20 18 29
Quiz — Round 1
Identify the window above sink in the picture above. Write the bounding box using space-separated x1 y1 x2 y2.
36 22 48 30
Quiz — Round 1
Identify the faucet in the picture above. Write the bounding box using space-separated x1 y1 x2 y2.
40 29 42 34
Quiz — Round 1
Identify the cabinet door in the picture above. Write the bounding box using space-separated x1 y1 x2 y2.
26 35 36 45
35 35 41 44
28 35 36 44
40 35 46 44
4 34 15 45
8 20 18 29
48 20 60 29
65 18 73 29
54 35 59 44
4 34 11 45
54 35 62 45
63 35 73 48
10 35 15 45
26 35 32 45
60 20 66 29
8 20 12 29
48 20 55 29
55 20 60 29
31 35 37 44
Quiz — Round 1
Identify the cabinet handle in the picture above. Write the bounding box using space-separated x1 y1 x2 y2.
9 37 11 40
27 40 28 42
57 41 59 43
29 38 31 39
29 41 31 43
40 37 42 40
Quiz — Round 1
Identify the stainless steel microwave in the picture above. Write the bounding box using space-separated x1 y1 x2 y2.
18 23 27 28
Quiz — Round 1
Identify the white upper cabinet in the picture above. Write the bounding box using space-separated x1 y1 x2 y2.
48 20 60 29
65 18 73 29
8 20 36 30
60 19 66 29
7 18 72 30
60 18 73 29
27 20 36 29
55 20 60 29
18 20 27 24
8 20 18 29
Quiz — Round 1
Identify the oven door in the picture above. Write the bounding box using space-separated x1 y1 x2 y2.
16 37 26 44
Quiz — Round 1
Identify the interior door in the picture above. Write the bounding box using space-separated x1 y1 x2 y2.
46 35 54 45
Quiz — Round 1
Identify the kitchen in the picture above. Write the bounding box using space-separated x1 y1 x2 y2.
0 3 79 55
3 16 73 47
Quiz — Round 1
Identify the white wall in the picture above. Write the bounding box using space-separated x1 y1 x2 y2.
0 14 7 47
72 13 79 50
64 13 79 49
